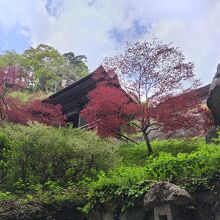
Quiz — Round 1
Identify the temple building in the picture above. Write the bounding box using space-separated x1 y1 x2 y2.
46 65 211 130
46 65 119 127
195 84 210 104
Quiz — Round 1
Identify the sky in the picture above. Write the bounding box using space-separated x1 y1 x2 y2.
0 0 220 84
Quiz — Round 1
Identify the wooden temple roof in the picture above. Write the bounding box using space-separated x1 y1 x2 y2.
46 65 118 120
195 84 210 102
46 63 211 123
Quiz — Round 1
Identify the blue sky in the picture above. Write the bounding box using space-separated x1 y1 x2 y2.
0 0 220 84
0 25 30 53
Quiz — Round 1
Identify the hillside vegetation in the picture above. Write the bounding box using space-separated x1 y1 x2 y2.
0 123 219 217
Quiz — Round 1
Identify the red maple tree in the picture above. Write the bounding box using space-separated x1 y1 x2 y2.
81 39 211 155
0 67 66 126
0 66 27 120
6 99 66 126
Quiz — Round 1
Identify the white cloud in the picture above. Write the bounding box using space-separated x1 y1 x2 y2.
142 0 220 83
0 0 220 83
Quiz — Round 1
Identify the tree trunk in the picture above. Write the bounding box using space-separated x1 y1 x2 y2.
142 131 153 155
115 131 137 143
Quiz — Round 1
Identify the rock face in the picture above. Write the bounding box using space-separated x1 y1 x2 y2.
0 201 85 220
207 63 220 126
206 63 220 143
0 201 44 220
144 182 192 208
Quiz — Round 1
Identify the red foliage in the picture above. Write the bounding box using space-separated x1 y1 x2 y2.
0 66 27 92
27 100 66 126
81 83 137 137
82 39 211 154
0 66 66 126
0 66 28 120
5 97 28 125
6 99 66 126
154 91 212 137
82 82 210 139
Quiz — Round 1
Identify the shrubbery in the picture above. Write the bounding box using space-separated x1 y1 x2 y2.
118 138 201 166
0 123 219 216
0 123 119 189
85 142 220 212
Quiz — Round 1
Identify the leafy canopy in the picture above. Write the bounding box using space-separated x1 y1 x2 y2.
82 38 210 155
0 45 89 94
0 66 66 126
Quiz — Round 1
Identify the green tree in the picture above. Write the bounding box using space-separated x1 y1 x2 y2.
63 52 89 79
0 51 23 67
0 51 33 90
0 46 90 94
24 44 65 93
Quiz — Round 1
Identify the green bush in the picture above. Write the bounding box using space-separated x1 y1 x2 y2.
0 123 119 188
119 138 201 166
0 191 16 200
0 131 11 184
19 180 89 207
145 145 220 188
0 123 219 216
83 166 151 213
85 143 220 213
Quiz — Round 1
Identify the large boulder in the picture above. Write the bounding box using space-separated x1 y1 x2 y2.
206 63 220 143
207 63 220 126
144 182 192 209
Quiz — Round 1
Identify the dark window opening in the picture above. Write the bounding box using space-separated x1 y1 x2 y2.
67 113 79 127
159 215 168 220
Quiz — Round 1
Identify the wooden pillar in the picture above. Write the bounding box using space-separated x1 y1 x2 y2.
78 114 86 128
